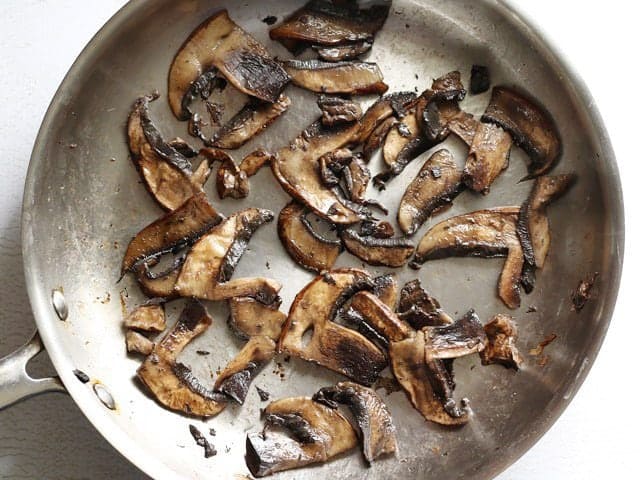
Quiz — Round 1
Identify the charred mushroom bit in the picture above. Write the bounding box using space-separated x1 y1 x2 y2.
278 269 386 385
137 300 227 416
73 369 90 384
313 382 397 463
283 59 388 95
246 397 358 477
482 86 562 179
480 314 523 370
469 65 491 95
269 0 390 54
128 94 213 211
412 207 524 309
317 95 363 126
278 201 342 273
117 5 579 475
168 10 289 120
398 149 464 236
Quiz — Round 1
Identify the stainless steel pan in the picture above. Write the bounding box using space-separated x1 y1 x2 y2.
0 1 623 478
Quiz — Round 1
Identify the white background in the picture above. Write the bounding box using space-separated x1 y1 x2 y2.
0 1 637 478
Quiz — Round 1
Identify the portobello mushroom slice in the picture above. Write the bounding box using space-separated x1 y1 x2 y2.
344 155 371 203
397 279 453 329
357 91 418 143
314 41 373 62
269 0 389 52
206 94 290 149
482 86 562 178
123 303 166 333
423 310 486 360
246 397 358 477
398 149 464 236
412 207 524 309
239 149 274 176
361 220 394 239
168 10 289 119
373 273 398 310
480 314 523 370
341 228 414 268
201 148 250 199
278 201 342 273
137 300 227 416
317 95 363 126
271 120 364 224
363 116 397 161
278 269 386 385
128 94 212 211
283 60 388 95
517 174 576 269
414 71 467 142
462 123 512 193
313 382 397 463
347 293 469 425
447 111 479 146
214 336 277 404
227 297 286 341
122 192 222 275
126 330 154 355
175 208 281 303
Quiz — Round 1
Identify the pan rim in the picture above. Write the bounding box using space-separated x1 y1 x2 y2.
20 1 624 479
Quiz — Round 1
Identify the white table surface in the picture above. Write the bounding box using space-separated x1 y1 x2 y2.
0 1 637 478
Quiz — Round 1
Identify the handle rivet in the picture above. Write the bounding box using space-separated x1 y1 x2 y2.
51 289 68 321
93 383 116 410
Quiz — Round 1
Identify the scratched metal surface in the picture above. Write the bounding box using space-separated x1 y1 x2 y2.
15 0 622 479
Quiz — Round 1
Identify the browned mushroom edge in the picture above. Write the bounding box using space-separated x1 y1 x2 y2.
317 95 363 126
340 227 414 268
313 381 397 463
397 279 453 329
137 300 227 417
480 314 523 370
283 59 388 95
482 86 562 179
397 149 465 236
278 201 342 273
168 9 289 119
278 269 386 385
123 303 166 333
246 396 358 477
462 122 512 194
269 0 389 53
314 41 373 62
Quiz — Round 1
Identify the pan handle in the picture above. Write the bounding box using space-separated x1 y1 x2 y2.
0 331 66 410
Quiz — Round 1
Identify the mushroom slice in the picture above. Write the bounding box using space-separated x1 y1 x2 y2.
363 116 397 161
462 123 512 193
357 91 418 143
448 111 479 146
283 60 388 95
482 86 562 178
517 174 576 269
128 94 212 211
341 228 414 268
279 269 386 385
423 310 486 360
398 149 465 236
269 0 389 52
207 94 291 149
344 155 371 203
480 314 523 370
390 330 468 425
314 41 373 62
122 192 222 274
200 148 251 199
246 397 358 477
349 291 413 342
228 297 286 341
137 300 227 416
361 220 394 239
126 330 154 355
397 279 453 329
412 207 524 309
239 149 274 177
313 382 397 463
414 71 467 142
214 336 276 404
175 208 281 303
168 10 289 119
123 303 166 333
271 120 364 224
317 95 363 126
278 201 342 273
373 273 398 310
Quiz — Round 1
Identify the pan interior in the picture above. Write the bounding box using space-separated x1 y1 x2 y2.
22 1 621 479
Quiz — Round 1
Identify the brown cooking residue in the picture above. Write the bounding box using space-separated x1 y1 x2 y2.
272 361 286 381
571 273 599 312
374 376 402 395
529 334 557 366
119 289 129 317
98 292 111 304
189 425 217 458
